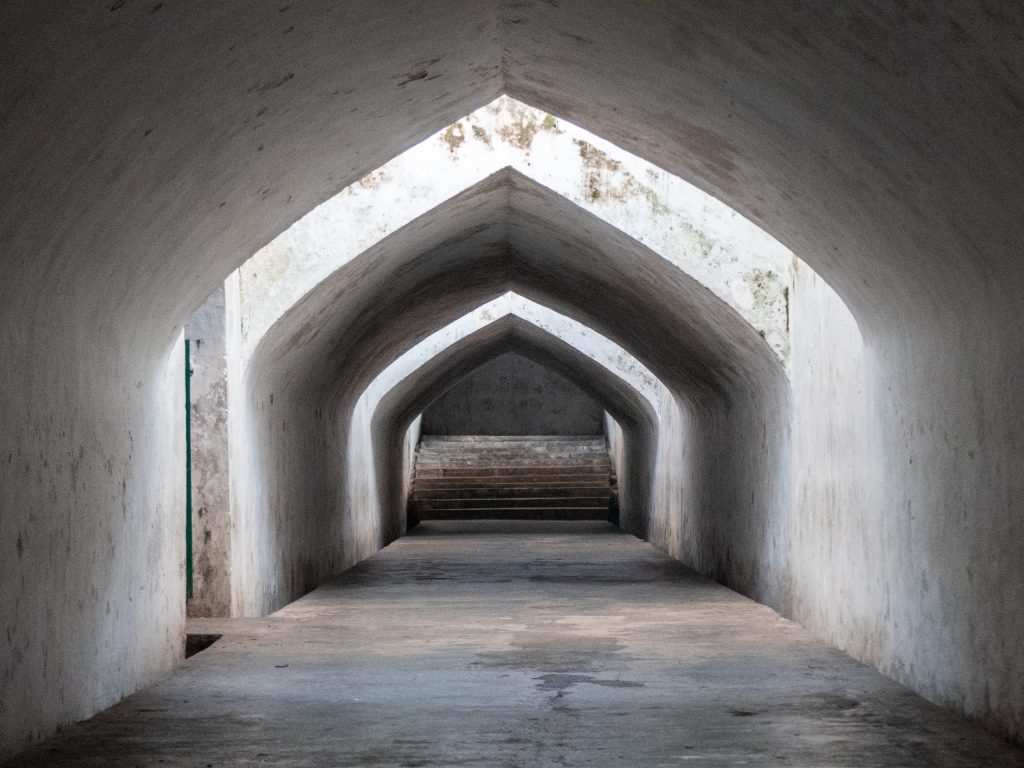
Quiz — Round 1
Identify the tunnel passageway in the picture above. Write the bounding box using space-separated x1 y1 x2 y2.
6 521 1022 768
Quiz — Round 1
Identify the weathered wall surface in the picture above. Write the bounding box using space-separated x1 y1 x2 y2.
184 286 234 617
0 334 186 759
605 386 700 557
784 263 1024 740
788 265 880 654
867 311 1024 740
690 387 793 610
604 413 627 523
228 384 351 618
401 416 423 516
422 352 605 435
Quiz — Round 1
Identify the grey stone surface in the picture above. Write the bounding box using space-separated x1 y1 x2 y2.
409 436 613 521
184 285 234 617
422 352 605 436
5 522 1022 768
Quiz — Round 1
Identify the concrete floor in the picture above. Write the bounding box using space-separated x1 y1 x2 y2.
6 521 1023 767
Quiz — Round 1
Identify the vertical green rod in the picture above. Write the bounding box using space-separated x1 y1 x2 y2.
185 339 193 600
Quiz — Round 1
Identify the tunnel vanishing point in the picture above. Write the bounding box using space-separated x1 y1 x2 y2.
2 4 1024 766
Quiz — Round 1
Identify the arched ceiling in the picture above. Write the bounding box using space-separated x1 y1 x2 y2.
375 314 657 444
4 2 1021 348
500 1 1024 326
237 96 794 363
356 292 666 443
250 170 787 416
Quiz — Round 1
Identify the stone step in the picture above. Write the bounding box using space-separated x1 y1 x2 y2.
418 438 606 454
414 466 609 478
411 486 611 499
413 462 606 475
411 496 611 511
411 479 610 489
418 437 606 446
417 446 608 455
417 438 606 444
409 435 612 522
415 508 611 521
416 453 608 462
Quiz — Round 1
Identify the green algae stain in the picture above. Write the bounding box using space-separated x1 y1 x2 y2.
441 122 465 153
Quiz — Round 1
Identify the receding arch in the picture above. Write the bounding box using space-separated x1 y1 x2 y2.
371 315 659 538
249 169 784 403
342 292 674 568
237 96 796 365
239 167 788 619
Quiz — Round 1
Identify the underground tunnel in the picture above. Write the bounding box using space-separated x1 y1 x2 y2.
2 4 1024 765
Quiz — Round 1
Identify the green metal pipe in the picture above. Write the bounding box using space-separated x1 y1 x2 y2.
185 339 193 600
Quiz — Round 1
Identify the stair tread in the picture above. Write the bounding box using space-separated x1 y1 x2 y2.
420 435 605 442
411 488 610 497
417 509 610 521
412 498 611 507
409 435 612 522
415 469 608 475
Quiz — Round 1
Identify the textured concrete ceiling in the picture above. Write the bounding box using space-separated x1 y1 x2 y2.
4 2 1021 344
249 171 786 416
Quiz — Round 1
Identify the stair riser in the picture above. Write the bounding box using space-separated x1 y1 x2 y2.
410 436 613 522
418 446 608 452
412 498 610 511
417 509 612 521
411 488 611 499
415 467 608 478
417 438 602 444
413 478 611 486
415 458 610 467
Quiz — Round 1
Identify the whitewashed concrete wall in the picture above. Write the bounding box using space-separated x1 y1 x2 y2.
401 416 423 519
604 413 624 515
789 264 881 654
0 333 186 757
229 379 348 617
603 386 694 549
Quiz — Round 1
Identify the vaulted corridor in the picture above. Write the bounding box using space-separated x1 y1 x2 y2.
7 521 1021 767
5 4 1024 763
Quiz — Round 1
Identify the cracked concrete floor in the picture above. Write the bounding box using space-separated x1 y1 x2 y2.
6 521 1023 767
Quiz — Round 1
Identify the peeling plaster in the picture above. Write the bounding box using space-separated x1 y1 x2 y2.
237 97 795 365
